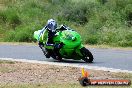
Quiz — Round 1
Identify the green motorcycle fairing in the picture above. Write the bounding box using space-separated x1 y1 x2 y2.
53 30 84 59
34 29 84 60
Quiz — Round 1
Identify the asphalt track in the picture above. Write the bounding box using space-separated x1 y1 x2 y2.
0 44 132 71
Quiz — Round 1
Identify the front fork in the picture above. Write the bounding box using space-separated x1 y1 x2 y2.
75 44 84 57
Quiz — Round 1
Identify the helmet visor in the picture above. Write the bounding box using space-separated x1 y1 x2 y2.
47 22 57 32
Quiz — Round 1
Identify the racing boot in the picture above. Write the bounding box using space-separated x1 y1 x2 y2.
39 42 50 58
42 47 50 58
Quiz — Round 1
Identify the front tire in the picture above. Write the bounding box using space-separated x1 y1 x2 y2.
81 47 94 63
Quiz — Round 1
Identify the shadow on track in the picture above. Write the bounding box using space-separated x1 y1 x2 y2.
43 58 97 64
53 59 96 64
50 59 104 64
56 59 85 63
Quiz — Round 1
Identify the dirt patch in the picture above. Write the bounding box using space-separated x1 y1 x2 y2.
0 60 131 84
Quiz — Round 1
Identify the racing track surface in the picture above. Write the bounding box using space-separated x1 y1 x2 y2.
0 44 132 71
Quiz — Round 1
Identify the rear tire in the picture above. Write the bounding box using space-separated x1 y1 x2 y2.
55 56 62 61
52 49 62 61
81 47 94 63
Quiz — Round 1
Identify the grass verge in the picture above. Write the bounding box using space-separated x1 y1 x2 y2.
0 82 131 88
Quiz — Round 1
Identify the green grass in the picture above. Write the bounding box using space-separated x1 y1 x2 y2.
0 0 132 47
0 60 15 64
0 83 131 88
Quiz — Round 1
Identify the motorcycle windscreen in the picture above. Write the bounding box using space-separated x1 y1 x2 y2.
34 30 48 42
34 30 41 41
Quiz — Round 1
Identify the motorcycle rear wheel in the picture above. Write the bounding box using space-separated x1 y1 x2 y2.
51 49 62 61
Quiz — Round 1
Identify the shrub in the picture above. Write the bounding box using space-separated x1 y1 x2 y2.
57 0 97 25
124 4 132 27
0 8 21 28
118 30 132 47
1 0 132 47
84 34 99 44
4 23 42 42
4 30 16 42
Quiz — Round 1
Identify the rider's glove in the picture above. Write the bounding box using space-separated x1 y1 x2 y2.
54 44 62 49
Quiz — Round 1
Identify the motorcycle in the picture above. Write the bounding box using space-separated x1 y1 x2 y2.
34 26 94 63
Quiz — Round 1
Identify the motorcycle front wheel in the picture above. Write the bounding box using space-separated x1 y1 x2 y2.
81 47 94 63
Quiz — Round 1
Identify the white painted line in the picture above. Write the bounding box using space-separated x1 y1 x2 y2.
0 58 132 73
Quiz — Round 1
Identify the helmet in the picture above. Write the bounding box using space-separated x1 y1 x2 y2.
46 19 57 32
